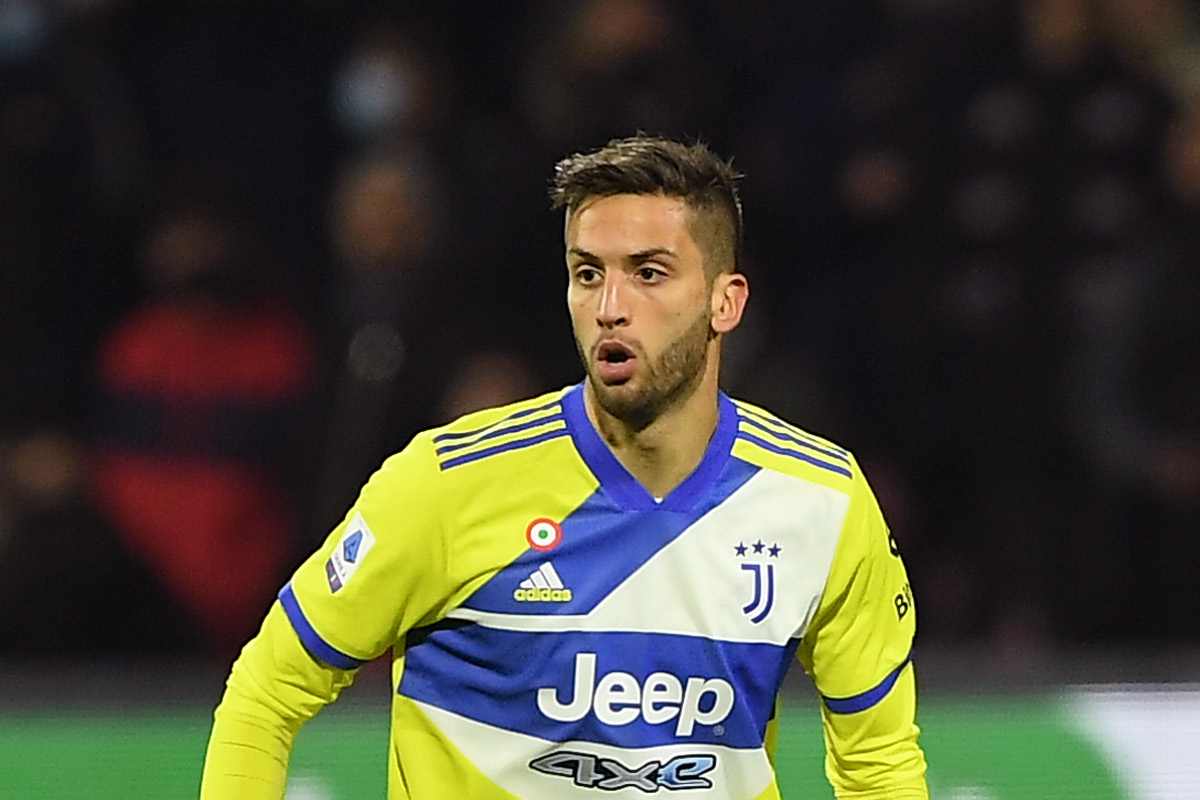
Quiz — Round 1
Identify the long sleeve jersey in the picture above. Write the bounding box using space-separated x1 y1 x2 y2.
202 385 928 798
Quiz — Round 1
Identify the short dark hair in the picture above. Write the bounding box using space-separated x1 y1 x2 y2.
549 135 743 276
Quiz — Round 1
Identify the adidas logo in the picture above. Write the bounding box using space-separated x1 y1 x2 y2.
513 562 573 603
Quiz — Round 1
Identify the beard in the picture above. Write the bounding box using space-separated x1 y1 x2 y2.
575 307 714 431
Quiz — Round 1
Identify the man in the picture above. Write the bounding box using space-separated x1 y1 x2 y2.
201 135 928 798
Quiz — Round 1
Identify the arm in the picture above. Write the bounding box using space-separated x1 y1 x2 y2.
798 459 928 798
200 605 356 798
199 435 449 798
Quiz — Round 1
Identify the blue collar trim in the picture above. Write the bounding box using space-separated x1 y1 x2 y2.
561 382 738 512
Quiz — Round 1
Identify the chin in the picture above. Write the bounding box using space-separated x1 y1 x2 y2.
592 376 639 405
591 378 661 429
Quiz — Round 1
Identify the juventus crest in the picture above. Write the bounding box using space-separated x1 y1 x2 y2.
733 539 782 624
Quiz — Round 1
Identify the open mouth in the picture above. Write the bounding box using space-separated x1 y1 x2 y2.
594 340 638 384
596 340 635 364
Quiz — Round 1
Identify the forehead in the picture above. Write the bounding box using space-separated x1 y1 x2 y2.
565 194 700 257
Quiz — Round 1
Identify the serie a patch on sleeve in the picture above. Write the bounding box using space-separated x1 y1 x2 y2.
325 512 377 594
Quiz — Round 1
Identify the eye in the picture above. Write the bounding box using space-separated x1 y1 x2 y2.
574 265 601 285
636 266 665 282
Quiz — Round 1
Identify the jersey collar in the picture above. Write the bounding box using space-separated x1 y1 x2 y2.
561 382 738 512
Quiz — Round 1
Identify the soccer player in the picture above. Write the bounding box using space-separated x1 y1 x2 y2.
200 136 928 798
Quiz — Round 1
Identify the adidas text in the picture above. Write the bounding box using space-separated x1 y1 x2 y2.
514 587 573 602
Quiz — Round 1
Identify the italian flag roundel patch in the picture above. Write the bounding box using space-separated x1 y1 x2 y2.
526 518 563 551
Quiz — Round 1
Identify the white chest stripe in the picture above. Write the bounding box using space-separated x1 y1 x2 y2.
445 468 849 645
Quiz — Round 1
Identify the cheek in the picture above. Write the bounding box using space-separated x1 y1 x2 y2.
644 307 691 354
665 289 709 329
566 295 589 333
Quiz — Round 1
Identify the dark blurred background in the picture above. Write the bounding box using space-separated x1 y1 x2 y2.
0 0 1196 671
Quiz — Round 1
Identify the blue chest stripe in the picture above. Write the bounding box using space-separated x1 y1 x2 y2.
460 458 760 616
399 625 797 750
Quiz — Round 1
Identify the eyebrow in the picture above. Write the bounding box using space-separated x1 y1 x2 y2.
567 247 678 262
628 247 677 262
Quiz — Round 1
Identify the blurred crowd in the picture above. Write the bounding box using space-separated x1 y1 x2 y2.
0 0 1195 661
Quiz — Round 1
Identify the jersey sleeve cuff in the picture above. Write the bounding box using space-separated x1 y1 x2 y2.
277 583 367 670
821 651 911 714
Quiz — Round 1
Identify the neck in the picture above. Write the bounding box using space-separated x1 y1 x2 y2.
583 353 721 499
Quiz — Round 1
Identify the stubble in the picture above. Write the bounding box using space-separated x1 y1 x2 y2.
576 307 714 431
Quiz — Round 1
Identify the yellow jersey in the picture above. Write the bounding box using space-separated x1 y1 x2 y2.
201 384 927 798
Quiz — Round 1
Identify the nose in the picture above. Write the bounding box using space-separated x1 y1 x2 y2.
596 272 629 329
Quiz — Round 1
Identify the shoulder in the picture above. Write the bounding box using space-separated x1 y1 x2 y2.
422 386 574 473
366 387 574 498
429 388 568 441
727 395 860 495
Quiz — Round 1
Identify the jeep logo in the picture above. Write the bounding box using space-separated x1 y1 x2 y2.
537 653 735 737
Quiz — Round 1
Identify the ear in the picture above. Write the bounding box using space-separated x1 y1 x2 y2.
710 271 749 335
